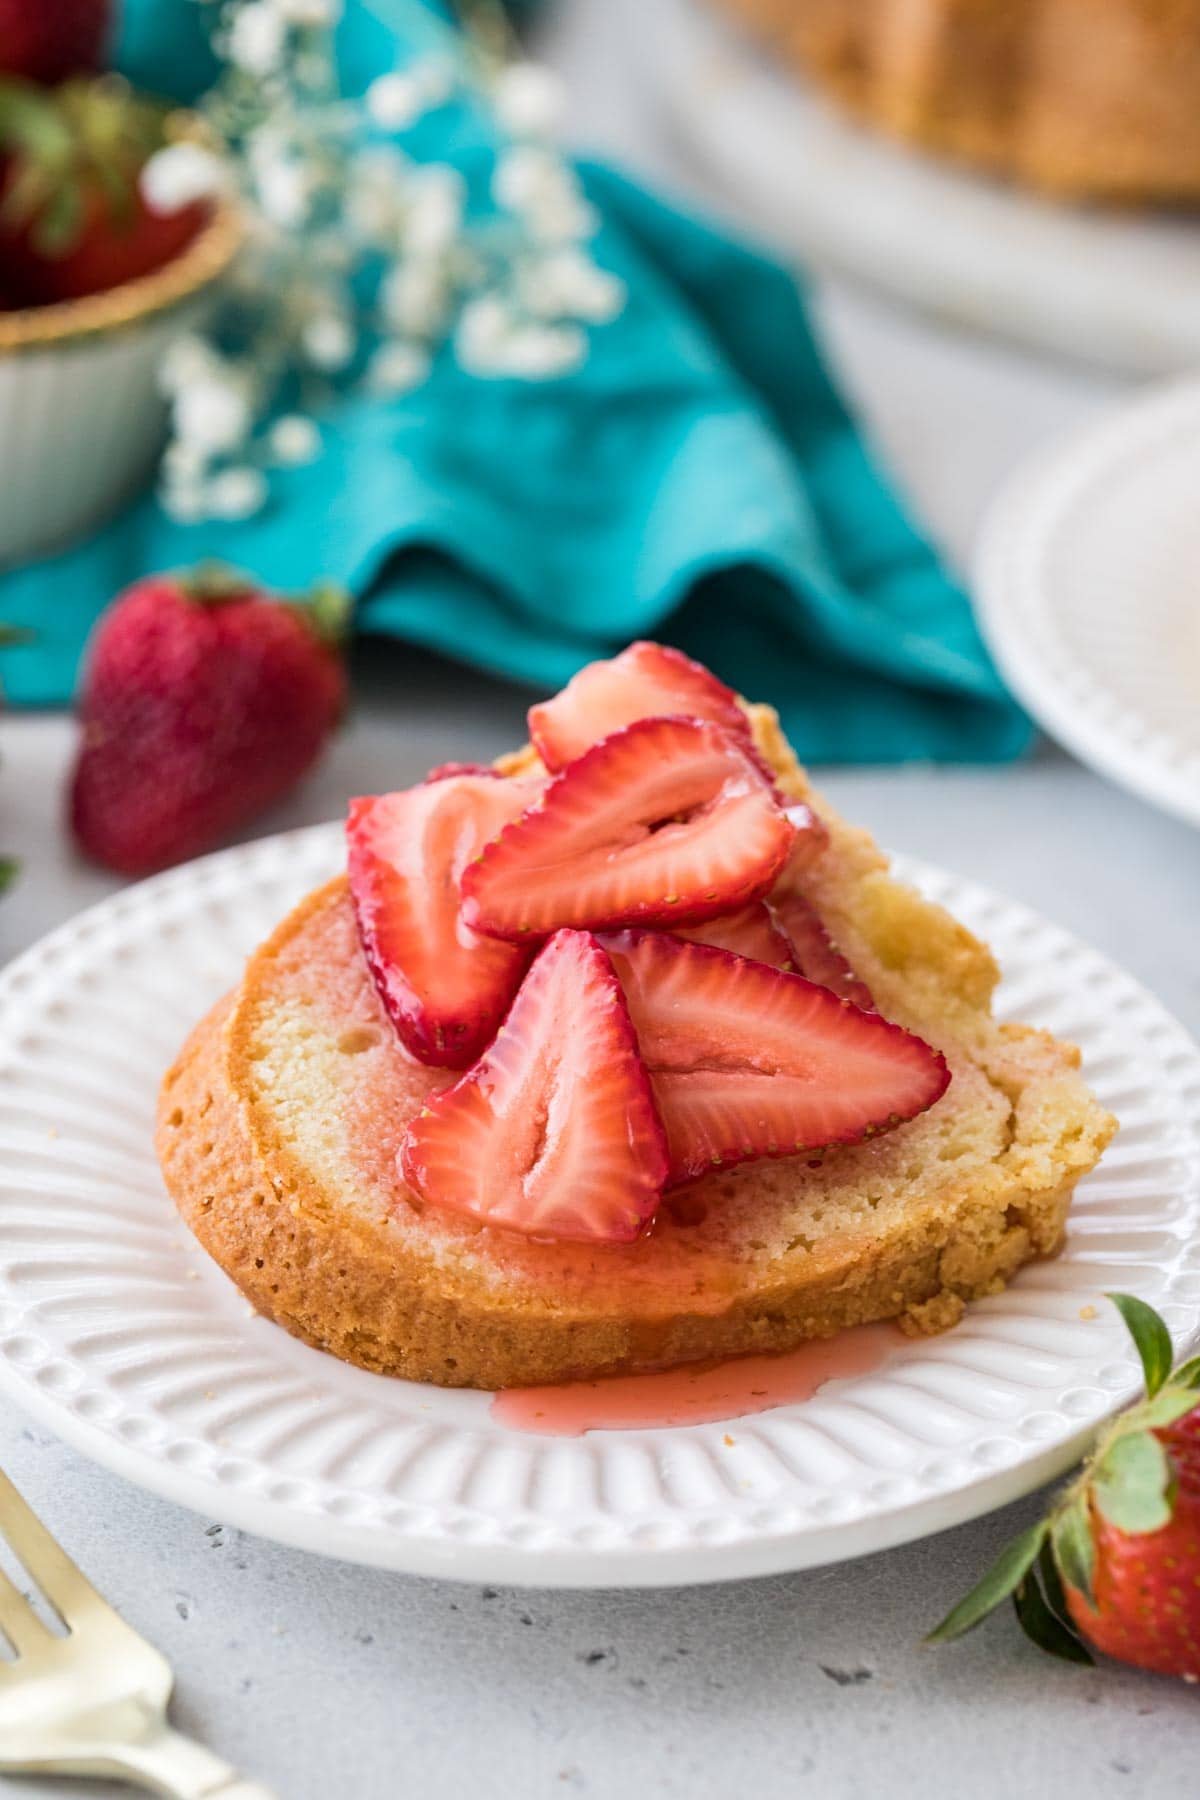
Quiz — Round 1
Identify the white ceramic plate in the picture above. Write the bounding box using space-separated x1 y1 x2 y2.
975 377 1200 831
654 0 1200 374
0 824 1196 1588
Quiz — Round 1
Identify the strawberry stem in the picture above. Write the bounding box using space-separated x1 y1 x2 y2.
178 561 253 605
302 581 352 649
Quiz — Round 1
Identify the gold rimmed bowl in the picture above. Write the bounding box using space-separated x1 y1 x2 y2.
0 199 241 569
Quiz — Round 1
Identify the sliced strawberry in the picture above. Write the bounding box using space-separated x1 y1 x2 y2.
528 641 753 771
782 801 830 868
399 930 669 1243
770 889 876 1012
423 761 498 784
347 772 541 1069
600 931 949 1183
462 717 795 941
676 901 794 969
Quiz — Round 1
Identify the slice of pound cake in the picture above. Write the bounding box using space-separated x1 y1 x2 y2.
157 647 1115 1389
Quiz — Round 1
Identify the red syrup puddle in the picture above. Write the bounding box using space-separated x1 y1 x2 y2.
490 1322 902 1437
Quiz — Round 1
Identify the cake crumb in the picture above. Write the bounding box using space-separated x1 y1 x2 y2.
1079 1304 1097 1321
723 1434 736 1447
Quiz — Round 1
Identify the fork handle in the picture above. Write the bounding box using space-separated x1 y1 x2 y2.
102 1722 276 1799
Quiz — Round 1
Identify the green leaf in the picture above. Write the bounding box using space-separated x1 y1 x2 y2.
1051 1497 1096 1608
1092 1429 1173 1534
1173 1355 1200 1389
1137 1386 1200 1431
0 77 74 164
1107 1293 1174 1398
0 860 17 896
925 1520 1048 1645
1012 1573 1094 1666
32 180 82 257
1038 1537 1071 1624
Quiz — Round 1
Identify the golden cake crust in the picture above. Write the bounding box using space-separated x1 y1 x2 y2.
157 705 1116 1389
712 0 1200 201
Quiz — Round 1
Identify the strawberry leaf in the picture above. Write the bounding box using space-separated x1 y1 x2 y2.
1137 1385 1200 1431
1051 1497 1095 1607
925 1520 1048 1644
0 860 17 895
1092 1429 1173 1534
1107 1292 1174 1398
1012 1572 1094 1666
1173 1355 1200 1389
1037 1537 1071 1624
33 182 83 257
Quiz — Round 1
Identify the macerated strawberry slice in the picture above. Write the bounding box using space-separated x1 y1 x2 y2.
676 901 794 969
600 931 949 1183
528 641 753 771
399 930 669 1243
423 761 498 783
770 889 876 1012
348 772 541 1069
782 801 830 868
462 717 795 941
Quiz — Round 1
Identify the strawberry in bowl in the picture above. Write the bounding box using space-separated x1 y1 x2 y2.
0 73 236 565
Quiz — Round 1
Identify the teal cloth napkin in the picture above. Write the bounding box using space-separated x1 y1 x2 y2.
0 1 1031 764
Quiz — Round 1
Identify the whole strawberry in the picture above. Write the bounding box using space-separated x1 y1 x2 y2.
70 567 349 876
929 1293 1200 1681
0 0 110 85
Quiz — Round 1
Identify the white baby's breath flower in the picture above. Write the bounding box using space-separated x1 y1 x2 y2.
529 190 597 245
404 165 465 258
229 3 287 76
140 143 228 214
302 313 356 370
458 299 583 380
456 293 515 369
270 0 342 25
208 466 270 520
254 154 311 228
521 248 625 323
413 56 455 108
492 145 559 214
162 441 211 485
491 63 565 138
159 480 210 526
173 377 252 455
492 146 595 243
366 72 427 132
269 414 321 464
381 260 447 338
502 321 586 378
367 340 431 395
158 334 218 398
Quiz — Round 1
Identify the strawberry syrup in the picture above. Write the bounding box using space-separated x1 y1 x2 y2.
490 1322 900 1436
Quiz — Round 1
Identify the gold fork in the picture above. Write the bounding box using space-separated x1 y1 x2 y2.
0 1468 273 1796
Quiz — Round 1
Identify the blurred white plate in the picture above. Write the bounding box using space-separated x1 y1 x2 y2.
657 0 1200 374
0 825 1196 1586
976 377 1200 830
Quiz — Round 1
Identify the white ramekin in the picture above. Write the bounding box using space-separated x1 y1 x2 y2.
0 203 240 569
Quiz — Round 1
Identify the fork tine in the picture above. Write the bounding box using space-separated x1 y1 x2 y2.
0 1469 109 1632
0 1560 53 1658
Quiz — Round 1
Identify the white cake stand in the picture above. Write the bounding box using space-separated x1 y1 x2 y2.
657 0 1200 375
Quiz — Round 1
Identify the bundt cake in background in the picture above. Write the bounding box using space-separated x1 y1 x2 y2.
709 0 1200 202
